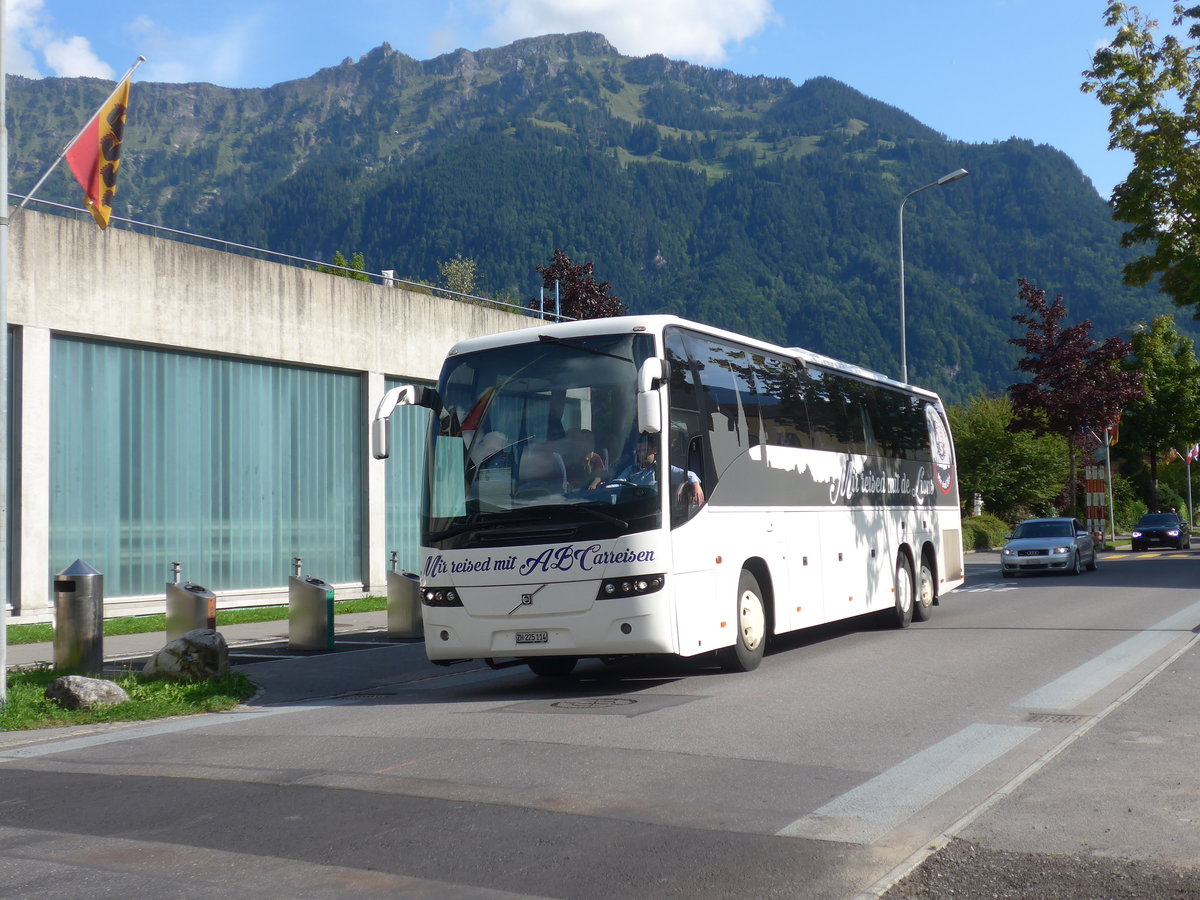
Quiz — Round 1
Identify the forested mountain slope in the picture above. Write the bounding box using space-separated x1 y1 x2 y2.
5 33 1176 400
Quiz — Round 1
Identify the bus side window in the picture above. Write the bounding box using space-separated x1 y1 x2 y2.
665 328 711 526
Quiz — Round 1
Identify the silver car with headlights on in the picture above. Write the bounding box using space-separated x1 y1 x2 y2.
1000 517 1097 577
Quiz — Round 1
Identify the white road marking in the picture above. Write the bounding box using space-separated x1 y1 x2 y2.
776 723 1038 844
1013 598 1200 711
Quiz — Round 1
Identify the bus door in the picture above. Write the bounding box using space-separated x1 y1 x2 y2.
665 330 721 655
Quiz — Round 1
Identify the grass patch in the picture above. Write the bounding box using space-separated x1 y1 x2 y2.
0 665 256 731
6 596 387 646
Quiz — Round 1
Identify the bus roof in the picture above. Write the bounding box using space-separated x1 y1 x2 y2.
446 315 941 401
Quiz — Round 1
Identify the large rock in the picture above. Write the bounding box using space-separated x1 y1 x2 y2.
44 675 130 710
143 629 230 681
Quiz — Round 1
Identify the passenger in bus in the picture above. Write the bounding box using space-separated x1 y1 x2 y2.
590 434 704 505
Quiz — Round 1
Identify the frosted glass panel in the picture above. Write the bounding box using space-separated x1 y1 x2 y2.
51 337 362 597
383 378 432 575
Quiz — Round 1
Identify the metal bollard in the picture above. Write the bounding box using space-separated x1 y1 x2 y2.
165 563 217 641
288 558 335 650
386 556 422 638
53 559 104 673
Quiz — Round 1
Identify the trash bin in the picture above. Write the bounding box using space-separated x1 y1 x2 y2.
53 559 104 673
166 580 217 641
387 570 422 638
289 573 335 650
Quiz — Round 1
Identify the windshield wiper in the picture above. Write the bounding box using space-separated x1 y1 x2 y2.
426 517 503 542
428 515 570 542
568 504 629 529
538 334 632 362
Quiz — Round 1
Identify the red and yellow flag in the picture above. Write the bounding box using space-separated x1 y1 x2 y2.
64 75 131 229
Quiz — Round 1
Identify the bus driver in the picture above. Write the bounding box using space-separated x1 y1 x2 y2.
591 433 704 506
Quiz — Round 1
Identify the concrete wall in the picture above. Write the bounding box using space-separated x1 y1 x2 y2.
7 210 537 620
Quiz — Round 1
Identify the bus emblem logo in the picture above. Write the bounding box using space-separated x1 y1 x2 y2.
926 405 954 495
509 583 546 615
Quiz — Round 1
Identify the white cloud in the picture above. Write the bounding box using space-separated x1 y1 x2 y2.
125 11 265 85
42 35 114 78
484 0 774 63
5 0 113 77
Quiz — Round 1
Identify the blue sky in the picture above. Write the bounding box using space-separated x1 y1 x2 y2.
3 0 1151 199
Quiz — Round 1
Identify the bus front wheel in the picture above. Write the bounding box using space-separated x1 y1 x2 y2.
718 570 766 672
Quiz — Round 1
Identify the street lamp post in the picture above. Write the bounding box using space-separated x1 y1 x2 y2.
898 168 969 384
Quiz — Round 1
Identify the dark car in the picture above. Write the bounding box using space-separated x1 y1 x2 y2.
1130 513 1191 551
1001 517 1098 577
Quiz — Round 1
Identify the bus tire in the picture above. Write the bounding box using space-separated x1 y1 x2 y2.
890 555 914 629
527 657 578 677
913 556 935 622
717 569 766 672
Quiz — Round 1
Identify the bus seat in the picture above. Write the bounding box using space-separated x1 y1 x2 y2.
517 445 568 495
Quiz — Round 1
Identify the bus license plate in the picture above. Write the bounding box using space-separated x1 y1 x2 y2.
516 631 549 644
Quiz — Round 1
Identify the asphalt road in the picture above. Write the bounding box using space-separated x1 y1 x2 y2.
1 548 1198 899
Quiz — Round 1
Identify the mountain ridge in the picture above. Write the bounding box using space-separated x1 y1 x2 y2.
4 32 1177 400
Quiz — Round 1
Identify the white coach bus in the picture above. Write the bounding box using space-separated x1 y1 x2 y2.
372 316 964 675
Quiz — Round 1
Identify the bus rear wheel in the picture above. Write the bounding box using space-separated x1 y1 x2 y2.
717 570 766 672
526 657 578 677
913 557 935 622
889 555 914 629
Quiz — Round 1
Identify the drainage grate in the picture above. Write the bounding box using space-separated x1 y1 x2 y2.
550 698 637 710
1025 712 1089 725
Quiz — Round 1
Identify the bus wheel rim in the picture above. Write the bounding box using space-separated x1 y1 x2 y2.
740 589 765 650
898 567 913 613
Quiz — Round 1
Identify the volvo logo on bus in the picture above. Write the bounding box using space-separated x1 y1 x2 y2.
926 404 954 495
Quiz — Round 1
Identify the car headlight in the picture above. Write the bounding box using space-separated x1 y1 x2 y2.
1052 546 1070 555
1002 548 1015 556
1168 529 1180 536
1131 531 1142 538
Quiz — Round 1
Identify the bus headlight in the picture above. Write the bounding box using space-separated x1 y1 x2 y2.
422 587 463 607
597 574 665 600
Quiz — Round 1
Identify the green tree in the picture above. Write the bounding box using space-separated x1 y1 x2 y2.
439 254 478 296
1120 314 1200 509
949 394 1069 522
1082 3 1200 311
317 250 370 282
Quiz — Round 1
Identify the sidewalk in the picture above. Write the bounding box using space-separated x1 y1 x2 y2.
881 632 1200 898
3 610 407 681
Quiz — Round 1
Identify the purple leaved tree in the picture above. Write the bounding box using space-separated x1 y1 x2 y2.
1008 279 1144 515
531 249 627 321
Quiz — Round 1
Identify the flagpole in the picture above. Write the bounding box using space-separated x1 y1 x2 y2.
1 0 11 706
10 55 145 223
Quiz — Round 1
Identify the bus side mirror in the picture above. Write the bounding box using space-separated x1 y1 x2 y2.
637 358 666 435
372 384 441 459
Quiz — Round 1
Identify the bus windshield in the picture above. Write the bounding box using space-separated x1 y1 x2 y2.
424 331 658 549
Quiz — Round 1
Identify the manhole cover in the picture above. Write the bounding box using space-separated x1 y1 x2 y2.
500 694 697 717
550 698 637 710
